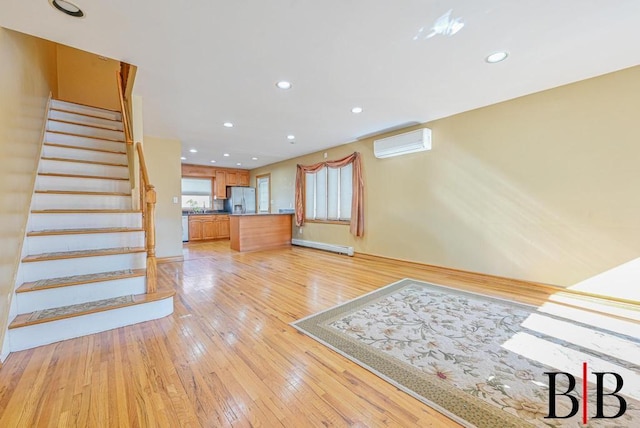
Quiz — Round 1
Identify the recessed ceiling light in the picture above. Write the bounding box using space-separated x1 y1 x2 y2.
251 157 258 161
236 163 242 166
287 135 295 140
276 81 292 90
50 0 84 18
223 153 230 157
189 148 197 153
486 51 509 63
210 160 216 163
223 122 234 128
180 157 186 160
351 107 363 114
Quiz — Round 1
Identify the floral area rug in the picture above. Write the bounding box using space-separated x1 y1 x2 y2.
292 279 639 427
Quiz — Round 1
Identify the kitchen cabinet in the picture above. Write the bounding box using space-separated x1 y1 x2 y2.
238 171 250 186
188 215 230 241
214 170 227 199
226 171 238 186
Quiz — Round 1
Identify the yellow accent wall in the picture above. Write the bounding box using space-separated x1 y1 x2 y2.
251 66 640 291
143 136 184 259
0 28 58 356
56 44 120 111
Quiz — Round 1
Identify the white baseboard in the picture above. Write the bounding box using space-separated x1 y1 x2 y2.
292 239 354 256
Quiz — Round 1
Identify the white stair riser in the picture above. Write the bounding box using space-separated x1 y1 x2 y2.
43 145 127 164
9 297 173 352
16 276 146 314
39 159 129 178
29 212 142 230
33 193 132 210
46 132 127 152
47 121 125 141
50 100 122 121
26 232 145 254
22 252 147 282
36 175 130 193
49 110 124 131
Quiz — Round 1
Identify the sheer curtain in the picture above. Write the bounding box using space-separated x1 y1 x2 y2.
294 152 364 237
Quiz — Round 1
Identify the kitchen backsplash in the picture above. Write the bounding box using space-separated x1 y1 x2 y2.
212 199 224 211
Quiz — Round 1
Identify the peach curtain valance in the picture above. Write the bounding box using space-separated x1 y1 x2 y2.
294 152 364 237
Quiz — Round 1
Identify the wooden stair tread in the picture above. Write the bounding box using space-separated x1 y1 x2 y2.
9 290 175 329
17 269 147 293
45 130 125 143
27 227 144 236
38 172 129 181
50 107 122 122
44 142 127 155
47 118 123 132
31 209 141 214
35 190 131 196
22 247 146 263
41 156 127 167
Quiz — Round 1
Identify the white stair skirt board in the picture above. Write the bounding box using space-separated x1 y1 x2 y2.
9 297 174 352
47 120 125 141
48 110 124 131
50 100 122 121
32 193 131 210
42 145 127 164
16 276 147 313
36 175 130 193
46 132 127 152
292 239 354 256
26 231 144 254
29 212 142 230
21 252 147 283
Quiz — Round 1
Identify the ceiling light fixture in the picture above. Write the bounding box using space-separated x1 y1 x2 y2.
351 107 363 114
189 149 197 153
236 163 242 166
287 135 295 140
276 81 292 90
486 51 509 63
50 0 84 17
251 157 258 161
180 157 186 160
210 160 216 163
223 122 234 128
223 153 230 157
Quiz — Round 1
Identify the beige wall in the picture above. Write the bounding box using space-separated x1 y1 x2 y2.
143 136 184 259
56 44 121 110
0 28 58 355
251 66 640 290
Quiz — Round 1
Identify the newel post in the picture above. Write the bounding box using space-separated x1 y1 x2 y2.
145 185 157 293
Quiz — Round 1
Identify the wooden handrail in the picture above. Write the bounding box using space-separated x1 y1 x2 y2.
116 71 133 145
116 70 157 293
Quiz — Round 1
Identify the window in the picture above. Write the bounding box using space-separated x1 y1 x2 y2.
305 163 352 221
256 174 271 213
181 178 212 210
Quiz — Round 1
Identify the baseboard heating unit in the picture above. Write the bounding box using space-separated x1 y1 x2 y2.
292 239 354 256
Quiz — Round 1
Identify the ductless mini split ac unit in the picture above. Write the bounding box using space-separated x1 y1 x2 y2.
373 128 432 158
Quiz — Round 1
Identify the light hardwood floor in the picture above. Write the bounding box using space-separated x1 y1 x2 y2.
0 241 632 427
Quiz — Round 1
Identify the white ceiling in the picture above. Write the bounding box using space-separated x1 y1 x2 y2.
2 1 640 169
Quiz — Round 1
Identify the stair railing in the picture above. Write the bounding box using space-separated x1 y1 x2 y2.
117 71 157 293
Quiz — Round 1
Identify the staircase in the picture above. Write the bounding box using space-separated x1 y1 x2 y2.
7 99 174 352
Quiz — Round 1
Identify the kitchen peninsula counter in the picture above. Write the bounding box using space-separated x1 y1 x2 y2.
229 213 293 252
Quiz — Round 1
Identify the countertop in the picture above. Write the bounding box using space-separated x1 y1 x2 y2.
183 211 230 216
229 213 294 217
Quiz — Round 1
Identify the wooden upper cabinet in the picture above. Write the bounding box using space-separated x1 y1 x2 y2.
238 171 250 186
214 170 227 199
226 171 238 186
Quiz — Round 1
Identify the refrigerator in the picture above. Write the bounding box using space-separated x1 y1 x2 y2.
225 186 256 214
